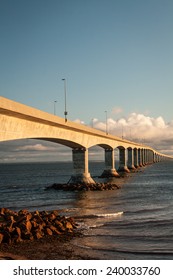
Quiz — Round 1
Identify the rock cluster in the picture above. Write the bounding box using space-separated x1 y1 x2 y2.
0 208 77 245
46 182 120 191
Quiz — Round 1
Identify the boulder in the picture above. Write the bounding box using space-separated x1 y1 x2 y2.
45 227 53 236
46 182 120 192
0 208 77 245
0 233 3 244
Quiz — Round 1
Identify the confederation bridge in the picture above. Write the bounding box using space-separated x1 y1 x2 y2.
0 96 172 184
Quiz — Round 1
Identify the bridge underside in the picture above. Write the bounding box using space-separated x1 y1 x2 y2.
2 136 163 184
0 96 169 184
34 138 84 149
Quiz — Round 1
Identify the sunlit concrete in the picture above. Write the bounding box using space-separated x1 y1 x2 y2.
0 96 172 183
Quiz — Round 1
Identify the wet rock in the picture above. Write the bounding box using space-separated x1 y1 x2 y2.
49 225 61 235
54 220 66 232
1 229 11 244
25 220 32 233
0 208 77 245
48 213 57 221
65 221 73 232
0 233 3 244
45 227 53 236
34 229 43 239
31 220 38 228
46 182 120 192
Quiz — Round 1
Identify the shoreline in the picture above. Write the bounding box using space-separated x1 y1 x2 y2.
0 232 125 260
0 171 141 260
0 234 86 260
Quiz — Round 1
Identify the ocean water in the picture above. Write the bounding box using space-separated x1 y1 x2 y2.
0 160 173 260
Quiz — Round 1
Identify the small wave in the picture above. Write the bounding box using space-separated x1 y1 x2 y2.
96 212 123 217
75 211 123 220
61 208 79 213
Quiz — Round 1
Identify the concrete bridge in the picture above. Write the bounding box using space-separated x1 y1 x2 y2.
0 96 172 183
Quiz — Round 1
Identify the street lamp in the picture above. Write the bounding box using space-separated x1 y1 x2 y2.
122 125 124 139
62 78 68 122
105 110 108 135
54 100 57 115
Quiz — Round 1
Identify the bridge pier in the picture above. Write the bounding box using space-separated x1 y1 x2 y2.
138 149 143 167
154 153 157 163
118 148 130 173
127 148 136 170
100 148 120 178
69 148 95 184
149 150 154 164
142 149 147 165
134 148 139 168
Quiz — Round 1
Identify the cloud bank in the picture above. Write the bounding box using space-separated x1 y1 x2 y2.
0 140 72 163
89 113 173 155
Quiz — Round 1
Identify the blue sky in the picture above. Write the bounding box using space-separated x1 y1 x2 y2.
0 0 173 162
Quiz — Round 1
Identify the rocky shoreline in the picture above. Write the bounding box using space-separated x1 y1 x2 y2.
0 208 77 246
0 174 137 260
0 207 109 260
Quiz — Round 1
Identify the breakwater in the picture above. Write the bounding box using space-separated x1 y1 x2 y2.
46 182 121 191
0 208 77 245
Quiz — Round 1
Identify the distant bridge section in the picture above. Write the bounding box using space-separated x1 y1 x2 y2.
0 96 172 183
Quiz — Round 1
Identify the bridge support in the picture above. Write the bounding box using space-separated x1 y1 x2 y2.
118 148 130 173
138 149 143 167
127 148 136 170
142 149 147 165
69 148 95 184
100 148 120 178
148 150 154 164
134 148 139 168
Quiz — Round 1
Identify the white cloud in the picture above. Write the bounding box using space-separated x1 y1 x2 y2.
15 144 55 151
111 106 123 115
74 119 85 125
0 140 71 162
92 112 173 155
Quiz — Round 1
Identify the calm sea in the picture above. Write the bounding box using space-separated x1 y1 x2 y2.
0 160 173 260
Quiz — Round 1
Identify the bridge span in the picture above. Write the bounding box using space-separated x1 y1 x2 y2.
0 96 172 183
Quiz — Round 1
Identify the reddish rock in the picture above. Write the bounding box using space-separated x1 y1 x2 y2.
0 233 3 244
54 220 66 232
0 208 77 244
45 227 53 236
26 220 32 233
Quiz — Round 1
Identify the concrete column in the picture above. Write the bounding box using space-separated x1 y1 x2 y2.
144 149 147 164
153 152 156 163
142 149 146 165
147 150 150 163
127 148 136 170
138 148 143 167
70 148 95 184
118 148 130 173
147 150 149 163
152 152 156 163
100 148 120 177
134 148 139 168
152 151 155 163
149 150 154 164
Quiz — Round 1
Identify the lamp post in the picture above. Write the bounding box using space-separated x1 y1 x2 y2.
62 78 68 122
54 100 57 115
105 110 108 135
